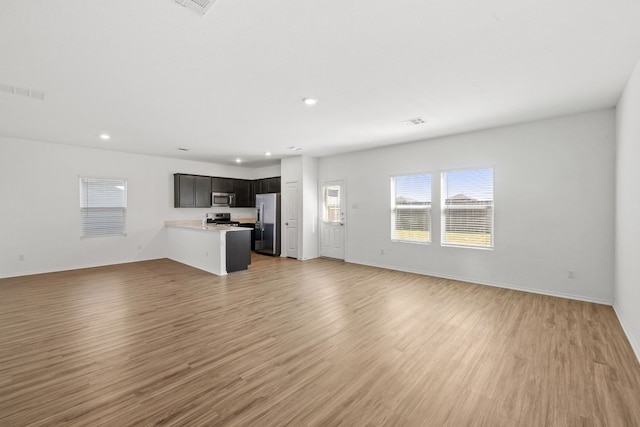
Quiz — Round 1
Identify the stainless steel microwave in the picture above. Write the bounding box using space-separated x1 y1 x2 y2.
212 192 236 207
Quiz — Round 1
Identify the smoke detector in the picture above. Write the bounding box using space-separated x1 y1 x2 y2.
174 0 217 15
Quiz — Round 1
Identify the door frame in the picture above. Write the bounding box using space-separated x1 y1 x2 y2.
319 179 347 260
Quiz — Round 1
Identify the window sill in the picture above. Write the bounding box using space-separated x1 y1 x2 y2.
441 243 493 250
391 239 432 245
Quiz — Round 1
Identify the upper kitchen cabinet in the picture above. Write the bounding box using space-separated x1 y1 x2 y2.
233 179 252 207
255 177 281 195
267 177 281 193
195 176 212 207
254 179 266 195
211 177 234 193
174 173 281 208
249 180 256 207
175 174 195 207
174 174 212 208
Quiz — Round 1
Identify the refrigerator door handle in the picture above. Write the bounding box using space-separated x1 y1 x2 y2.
260 203 265 230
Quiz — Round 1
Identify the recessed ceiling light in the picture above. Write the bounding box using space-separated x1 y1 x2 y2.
99 133 110 141
235 158 242 163
264 152 272 156
302 97 317 106
178 147 189 151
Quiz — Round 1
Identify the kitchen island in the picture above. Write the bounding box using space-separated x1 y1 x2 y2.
165 221 252 275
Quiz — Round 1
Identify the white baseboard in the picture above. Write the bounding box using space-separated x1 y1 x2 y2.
346 257 613 306
0 257 163 280
613 304 640 365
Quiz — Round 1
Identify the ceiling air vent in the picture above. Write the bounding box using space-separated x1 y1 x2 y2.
0 83 45 101
402 117 425 126
174 0 216 16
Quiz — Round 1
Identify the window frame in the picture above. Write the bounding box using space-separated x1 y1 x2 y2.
79 177 128 238
390 173 433 244
440 167 494 249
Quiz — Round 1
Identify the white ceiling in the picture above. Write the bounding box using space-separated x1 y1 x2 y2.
2 0 640 167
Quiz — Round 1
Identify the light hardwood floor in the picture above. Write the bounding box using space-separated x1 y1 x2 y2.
1 255 639 426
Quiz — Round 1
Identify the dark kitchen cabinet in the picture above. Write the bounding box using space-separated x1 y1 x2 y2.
175 174 195 207
211 177 234 193
195 176 212 207
174 173 280 208
267 177 280 193
174 174 211 208
225 229 251 273
233 179 252 207
254 179 266 195
255 177 280 194
249 181 256 207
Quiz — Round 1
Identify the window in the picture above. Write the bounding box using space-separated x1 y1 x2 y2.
441 168 493 248
80 177 127 237
391 174 432 243
322 184 342 222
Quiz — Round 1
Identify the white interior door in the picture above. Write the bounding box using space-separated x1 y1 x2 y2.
320 180 345 260
284 181 299 259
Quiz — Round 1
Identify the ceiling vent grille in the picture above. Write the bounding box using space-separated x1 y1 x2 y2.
0 83 45 101
402 117 425 125
174 0 216 15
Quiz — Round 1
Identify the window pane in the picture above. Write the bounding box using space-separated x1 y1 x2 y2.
392 174 431 243
323 185 341 222
442 168 493 248
80 178 127 208
80 178 127 237
81 208 126 237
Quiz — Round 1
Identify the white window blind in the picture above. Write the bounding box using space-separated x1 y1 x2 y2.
391 174 432 243
441 168 493 248
80 178 127 238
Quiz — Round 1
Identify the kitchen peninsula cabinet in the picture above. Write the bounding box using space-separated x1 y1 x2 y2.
165 221 251 275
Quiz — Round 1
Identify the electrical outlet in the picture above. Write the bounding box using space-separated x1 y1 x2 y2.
568 270 575 279
380 249 384 255
18 254 24 261
137 245 142 250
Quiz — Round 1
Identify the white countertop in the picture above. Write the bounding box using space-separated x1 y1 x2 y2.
164 220 251 232
234 217 257 224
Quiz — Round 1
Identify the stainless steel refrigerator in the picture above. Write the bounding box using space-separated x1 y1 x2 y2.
255 193 281 256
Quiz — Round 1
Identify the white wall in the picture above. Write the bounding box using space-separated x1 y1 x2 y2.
248 164 281 180
301 156 319 260
319 110 615 304
615 60 640 361
0 136 274 278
